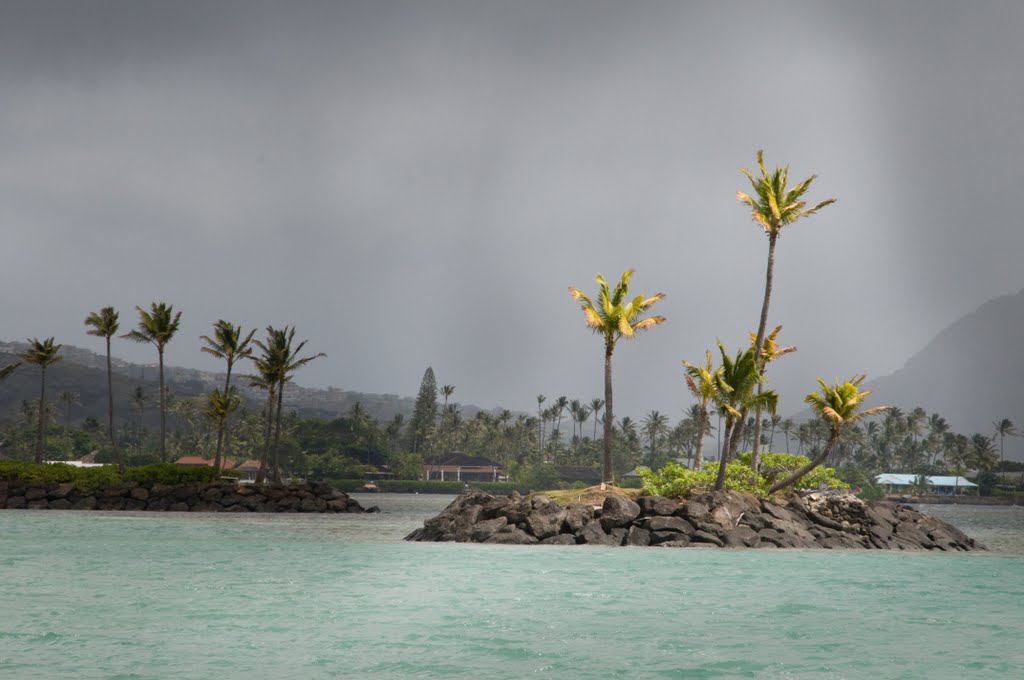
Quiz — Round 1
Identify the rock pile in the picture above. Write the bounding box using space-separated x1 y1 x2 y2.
0 479 375 513
405 489 984 551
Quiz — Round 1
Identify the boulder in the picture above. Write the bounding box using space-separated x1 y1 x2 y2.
578 521 617 546
599 495 641 530
637 496 680 517
540 534 578 546
644 516 695 535
562 503 595 533
625 525 651 547
483 526 538 545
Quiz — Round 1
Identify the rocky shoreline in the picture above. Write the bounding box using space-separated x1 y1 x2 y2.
0 479 376 513
405 489 985 551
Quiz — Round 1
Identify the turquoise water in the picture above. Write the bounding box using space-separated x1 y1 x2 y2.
2 496 1023 679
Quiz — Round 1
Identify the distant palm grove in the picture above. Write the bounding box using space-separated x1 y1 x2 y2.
2 152 1023 497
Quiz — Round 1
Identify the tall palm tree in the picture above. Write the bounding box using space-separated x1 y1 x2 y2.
552 395 569 450
737 150 836 363
711 341 777 490
251 326 325 483
992 418 1016 470
769 375 889 494
535 394 546 453
441 385 455 409
85 306 121 469
122 302 182 462
570 269 666 484
20 337 63 463
130 387 149 456
683 349 723 471
200 320 255 473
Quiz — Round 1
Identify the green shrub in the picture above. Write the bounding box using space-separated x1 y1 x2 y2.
0 461 233 489
638 452 848 500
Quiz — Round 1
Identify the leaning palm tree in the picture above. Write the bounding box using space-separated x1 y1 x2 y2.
122 302 181 462
251 326 325 483
711 341 777 490
569 269 666 484
0 361 20 383
20 337 63 463
58 390 80 456
683 349 723 471
769 375 889 494
200 320 255 473
589 398 604 440
85 306 121 470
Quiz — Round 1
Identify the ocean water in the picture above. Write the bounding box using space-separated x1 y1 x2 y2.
2 495 1023 680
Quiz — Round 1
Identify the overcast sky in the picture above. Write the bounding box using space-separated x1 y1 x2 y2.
3 1 1023 423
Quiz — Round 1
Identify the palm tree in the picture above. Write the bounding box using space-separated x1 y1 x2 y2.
85 306 121 470
968 433 999 472
748 325 796 472
58 390 80 456
122 302 182 462
737 150 836 364
251 326 325 483
992 418 1017 470
589 398 604 440
536 394 546 453
683 349 723 470
738 151 834 466
204 387 241 475
569 269 666 483
769 375 889 494
200 320 255 473
711 342 777 490
779 418 795 453
441 385 455 409
641 410 669 468
130 387 149 456
552 396 569 450
20 337 63 463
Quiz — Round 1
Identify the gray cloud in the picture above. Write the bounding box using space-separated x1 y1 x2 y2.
2 1 1023 423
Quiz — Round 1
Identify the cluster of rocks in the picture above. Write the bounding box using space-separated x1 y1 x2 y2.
0 479 376 513
405 489 984 551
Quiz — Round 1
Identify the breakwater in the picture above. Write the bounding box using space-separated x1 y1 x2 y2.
0 479 374 513
406 489 985 550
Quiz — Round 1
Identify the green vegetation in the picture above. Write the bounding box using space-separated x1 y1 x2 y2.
84 306 121 471
20 337 63 464
0 461 230 489
638 452 847 499
122 302 182 462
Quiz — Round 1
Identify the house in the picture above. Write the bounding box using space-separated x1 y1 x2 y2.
874 473 978 496
235 459 262 481
423 453 503 482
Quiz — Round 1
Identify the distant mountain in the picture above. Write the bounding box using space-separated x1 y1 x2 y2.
863 288 1024 460
0 340 458 426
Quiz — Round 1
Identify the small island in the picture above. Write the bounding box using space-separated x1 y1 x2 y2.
406 487 985 551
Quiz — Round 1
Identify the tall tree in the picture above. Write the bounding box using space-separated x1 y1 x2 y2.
85 306 121 470
569 269 666 483
20 337 63 463
992 418 1017 470
122 302 182 462
737 151 835 468
769 375 888 494
589 398 604 440
200 320 255 473
407 367 438 454
251 326 325 482
536 394 546 453
683 349 723 471
641 410 669 468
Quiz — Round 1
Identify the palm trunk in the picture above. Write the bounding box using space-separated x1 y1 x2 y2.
158 347 166 463
212 365 232 474
769 431 840 494
714 417 735 490
35 366 47 464
602 340 614 484
748 232 777 475
751 399 763 472
271 379 285 483
693 408 707 470
106 337 121 473
256 388 274 484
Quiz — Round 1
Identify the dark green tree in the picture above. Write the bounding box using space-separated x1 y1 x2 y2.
407 367 438 453
200 320 255 473
85 306 121 470
122 302 182 462
20 337 63 463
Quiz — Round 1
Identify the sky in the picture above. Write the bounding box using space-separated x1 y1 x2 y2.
3 1 1024 424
